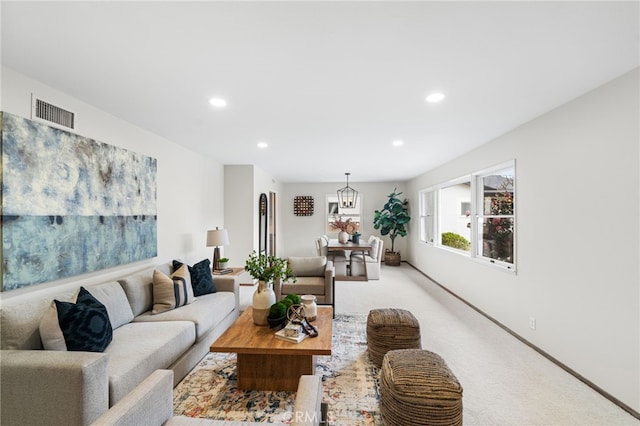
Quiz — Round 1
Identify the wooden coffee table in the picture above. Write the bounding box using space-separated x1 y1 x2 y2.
210 306 333 391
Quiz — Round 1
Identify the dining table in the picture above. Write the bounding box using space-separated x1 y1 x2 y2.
327 238 372 281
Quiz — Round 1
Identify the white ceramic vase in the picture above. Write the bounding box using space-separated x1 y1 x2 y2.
252 280 276 325
338 230 349 244
301 295 318 322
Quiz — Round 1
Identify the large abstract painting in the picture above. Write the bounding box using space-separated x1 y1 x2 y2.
1 112 157 291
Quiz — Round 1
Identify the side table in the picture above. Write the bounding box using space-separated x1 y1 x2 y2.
212 267 247 311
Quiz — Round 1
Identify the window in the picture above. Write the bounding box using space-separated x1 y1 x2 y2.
439 178 471 252
418 160 516 271
476 164 515 268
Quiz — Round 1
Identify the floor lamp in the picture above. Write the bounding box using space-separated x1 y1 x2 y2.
207 227 230 271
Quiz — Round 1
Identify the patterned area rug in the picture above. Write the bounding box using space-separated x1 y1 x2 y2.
173 313 382 425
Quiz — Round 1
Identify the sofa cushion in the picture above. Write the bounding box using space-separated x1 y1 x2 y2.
39 306 64 350
288 256 326 277
56 287 113 352
173 259 216 296
118 268 155 317
2 298 58 350
133 291 236 342
281 277 326 296
152 265 195 314
87 281 134 329
106 321 195 405
40 287 113 352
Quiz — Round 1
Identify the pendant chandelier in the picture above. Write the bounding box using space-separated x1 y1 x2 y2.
337 172 358 209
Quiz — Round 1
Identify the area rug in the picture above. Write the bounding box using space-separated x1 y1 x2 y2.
173 313 382 425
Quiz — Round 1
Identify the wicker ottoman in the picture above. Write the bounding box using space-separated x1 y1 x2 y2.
380 349 463 426
366 308 421 367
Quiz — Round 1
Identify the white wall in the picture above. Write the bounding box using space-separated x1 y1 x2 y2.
223 165 255 266
1 67 225 299
223 164 283 266
281 182 407 257
406 68 640 412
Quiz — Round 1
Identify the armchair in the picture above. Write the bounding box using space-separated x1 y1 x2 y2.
274 256 335 311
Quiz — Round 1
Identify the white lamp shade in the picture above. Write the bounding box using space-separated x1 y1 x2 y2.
207 229 230 247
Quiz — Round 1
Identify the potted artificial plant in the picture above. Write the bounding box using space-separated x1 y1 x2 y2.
373 188 411 266
245 251 296 325
267 294 301 329
218 257 229 269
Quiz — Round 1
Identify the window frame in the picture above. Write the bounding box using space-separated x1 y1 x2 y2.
418 160 516 273
418 188 436 244
473 161 516 271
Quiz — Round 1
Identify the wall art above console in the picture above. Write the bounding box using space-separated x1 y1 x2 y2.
0 112 158 290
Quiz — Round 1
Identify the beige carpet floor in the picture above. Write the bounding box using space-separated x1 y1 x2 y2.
238 263 639 425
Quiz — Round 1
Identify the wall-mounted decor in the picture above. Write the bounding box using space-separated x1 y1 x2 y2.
293 196 314 216
1 112 157 291
258 193 267 255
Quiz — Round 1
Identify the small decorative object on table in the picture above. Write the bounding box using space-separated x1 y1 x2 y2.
351 232 361 245
267 294 301 329
331 214 357 244
275 322 308 343
217 257 229 270
301 294 318 322
245 251 296 325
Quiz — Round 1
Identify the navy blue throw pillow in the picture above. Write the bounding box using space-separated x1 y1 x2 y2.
55 287 113 352
173 259 216 296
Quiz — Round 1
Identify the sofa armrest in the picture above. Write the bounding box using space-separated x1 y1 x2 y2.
90 370 174 426
291 375 323 426
0 349 109 426
212 275 240 313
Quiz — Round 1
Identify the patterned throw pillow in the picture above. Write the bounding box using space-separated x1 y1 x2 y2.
152 264 196 314
173 259 216 296
47 287 113 352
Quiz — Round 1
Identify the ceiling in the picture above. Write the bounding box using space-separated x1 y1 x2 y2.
2 1 639 183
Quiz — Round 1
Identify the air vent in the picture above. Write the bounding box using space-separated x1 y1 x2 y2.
31 95 75 129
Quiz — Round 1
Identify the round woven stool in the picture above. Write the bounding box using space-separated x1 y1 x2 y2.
380 349 463 426
366 308 421 368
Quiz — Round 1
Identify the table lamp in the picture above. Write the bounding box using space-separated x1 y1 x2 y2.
207 227 230 271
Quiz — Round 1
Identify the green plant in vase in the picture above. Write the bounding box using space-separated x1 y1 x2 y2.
245 251 296 325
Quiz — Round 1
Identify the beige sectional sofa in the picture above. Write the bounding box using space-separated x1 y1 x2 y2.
0 262 241 425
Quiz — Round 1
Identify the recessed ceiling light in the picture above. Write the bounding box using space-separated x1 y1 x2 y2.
392 140 404 147
209 97 227 108
426 92 445 103
257 141 268 149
